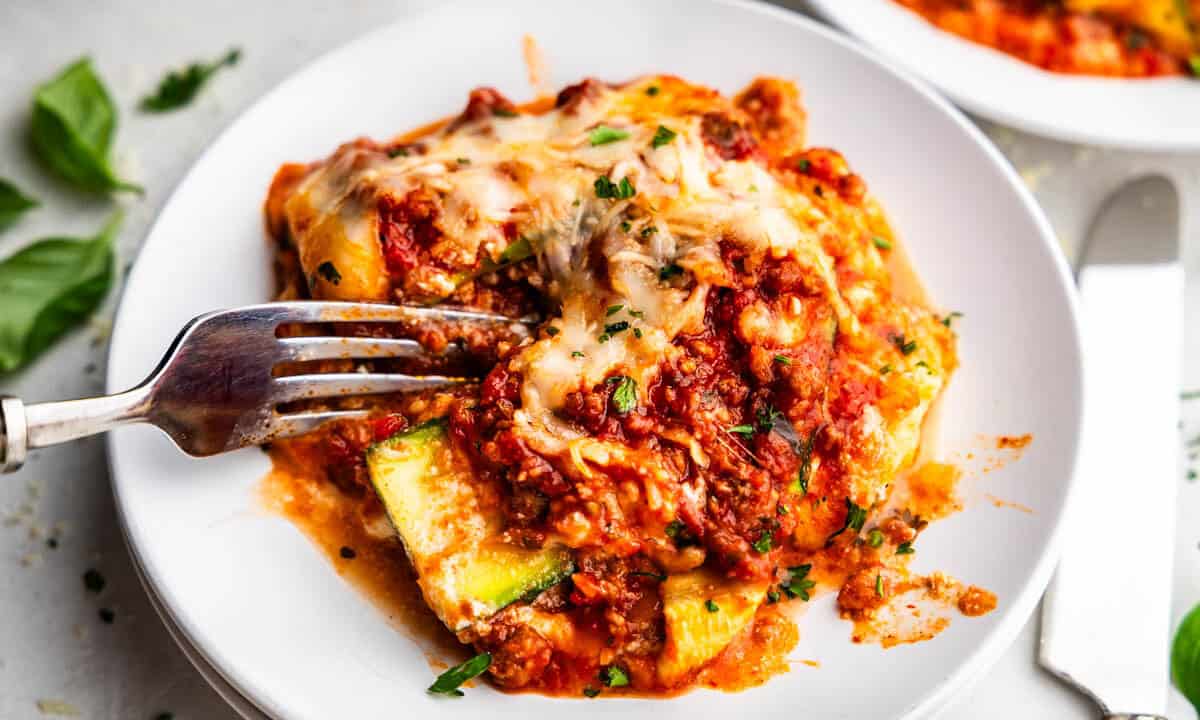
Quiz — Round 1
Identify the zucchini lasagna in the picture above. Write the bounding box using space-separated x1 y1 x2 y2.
893 0 1200 77
264 74 981 696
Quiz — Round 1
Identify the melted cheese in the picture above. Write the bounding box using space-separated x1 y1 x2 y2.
283 77 949 498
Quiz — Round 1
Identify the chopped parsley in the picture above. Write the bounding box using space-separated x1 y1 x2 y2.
640 225 658 237
890 334 918 355
140 48 241 112
774 354 792 366
872 236 893 251
387 146 410 158
545 326 560 337
879 364 893 375
428 652 492 697
942 311 963 327
455 157 470 165
631 570 667 582
598 333 611 343
791 427 820 496
797 158 811 173
583 687 602 698
600 665 630 688
828 499 867 542
875 573 884 598
492 107 518 118
756 405 783 433
752 530 773 554
606 304 624 316
628 309 645 319
767 589 781 603
705 599 720 613
897 541 915 555
665 520 686 539
594 175 636 200
1189 56 1200 76
610 376 638 414
658 263 684 281
572 351 585 358
633 327 643 339
728 424 755 437
650 125 677 149
866 529 884 548
604 320 630 335
316 261 341 285
589 125 630 146
620 221 631 232
783 564 816 601
646 85 660 96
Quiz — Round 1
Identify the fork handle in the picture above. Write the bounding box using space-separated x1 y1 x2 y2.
1 388 151 473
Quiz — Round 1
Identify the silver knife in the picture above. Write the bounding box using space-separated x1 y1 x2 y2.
1040 175 1182 720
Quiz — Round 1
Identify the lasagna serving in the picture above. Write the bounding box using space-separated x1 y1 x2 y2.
263 73 991 697
894 0 1200 77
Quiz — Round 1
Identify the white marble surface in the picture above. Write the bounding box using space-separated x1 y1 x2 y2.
0 1 1197 718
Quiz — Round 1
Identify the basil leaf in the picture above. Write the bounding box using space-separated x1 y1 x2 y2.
0 179 39 231
428 652 491 696
31 59 141 193
141 48 241 112
1173 603 1200 714
0 213 120 374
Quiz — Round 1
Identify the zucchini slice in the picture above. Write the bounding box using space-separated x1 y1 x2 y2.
366 419 573 632
657 568 768 686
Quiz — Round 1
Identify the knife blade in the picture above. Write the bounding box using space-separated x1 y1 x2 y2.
1039 175 1182 719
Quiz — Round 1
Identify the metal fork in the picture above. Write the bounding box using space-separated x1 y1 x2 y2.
0 301 529 473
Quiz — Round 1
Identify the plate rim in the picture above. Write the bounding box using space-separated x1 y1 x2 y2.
806 0 1200 151
104 0 1086 717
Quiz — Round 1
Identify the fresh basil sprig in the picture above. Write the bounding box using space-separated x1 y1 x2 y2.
1173 602 1200 714
0 179 39 231
427 652 491 697
31 59 141 194
0 213 121 374
140 48 241 113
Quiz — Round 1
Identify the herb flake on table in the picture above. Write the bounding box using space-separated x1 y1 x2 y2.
140 48 241 112
82 568 106 593
0 213 120 374
31 59 141 193
428 652 491 697
0 178 38 231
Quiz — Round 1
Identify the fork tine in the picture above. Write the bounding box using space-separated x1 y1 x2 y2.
271 373 468 404
265 410 372 440
277 336 455 362
258 301 534 326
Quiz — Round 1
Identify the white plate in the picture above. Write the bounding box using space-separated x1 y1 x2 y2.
106 1 1084 718
807 0 1200 150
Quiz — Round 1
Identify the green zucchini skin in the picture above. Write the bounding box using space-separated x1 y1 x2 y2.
366 418 573 632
